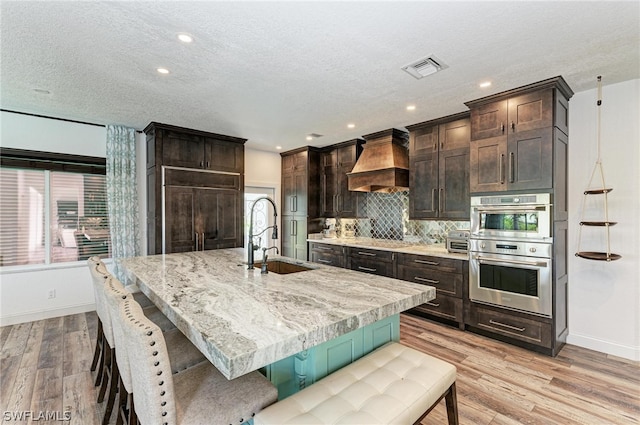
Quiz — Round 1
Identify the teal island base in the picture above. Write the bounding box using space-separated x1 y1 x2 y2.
262 314 400 400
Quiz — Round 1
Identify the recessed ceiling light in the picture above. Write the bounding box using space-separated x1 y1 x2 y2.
33 88 50 94
306 136 313 141
480 81 492 88
177 33 193 43
157 68 170 74
276 146 282 150
347 123 355 129
406 105 416 111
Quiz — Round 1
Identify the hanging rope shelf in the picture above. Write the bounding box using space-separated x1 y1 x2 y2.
575 76 621 261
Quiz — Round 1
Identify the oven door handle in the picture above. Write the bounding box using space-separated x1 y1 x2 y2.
474 205 547 212
477 256 548 268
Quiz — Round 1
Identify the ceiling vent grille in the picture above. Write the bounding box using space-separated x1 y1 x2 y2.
402 55 448 79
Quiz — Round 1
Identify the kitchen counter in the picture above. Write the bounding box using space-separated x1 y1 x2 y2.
119 248 434 381
308 236 469 260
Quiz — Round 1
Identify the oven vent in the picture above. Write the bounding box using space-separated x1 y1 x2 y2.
402 55 448 79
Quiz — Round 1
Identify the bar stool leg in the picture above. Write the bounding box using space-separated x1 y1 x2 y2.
90 320 104 372
97 344 113 403
102 353 119 425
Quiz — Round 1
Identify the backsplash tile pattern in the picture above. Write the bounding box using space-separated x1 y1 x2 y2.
337 191 469 243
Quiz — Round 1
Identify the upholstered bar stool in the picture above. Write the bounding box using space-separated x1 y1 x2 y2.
119 297 279 425
87 258 177 425
103 276 206 425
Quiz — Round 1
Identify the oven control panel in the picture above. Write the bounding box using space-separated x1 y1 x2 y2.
470 239 552 259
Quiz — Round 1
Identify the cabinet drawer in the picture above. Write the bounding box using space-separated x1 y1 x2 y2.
396 265 462 297
348 247 394 263
309 244 345 268
467 303 552 347
396 253 462 274
349 257 394 278
411 293 463 324
309 243 342 255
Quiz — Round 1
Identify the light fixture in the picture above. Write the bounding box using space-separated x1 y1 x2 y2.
157 68 170 74
402 55 448 80
276 145 282 150
177 33 193 43
306 136 313 141
480 81 492 88
305 133 323 141
347 123 355 129
406 105 416 111
33 88 50 94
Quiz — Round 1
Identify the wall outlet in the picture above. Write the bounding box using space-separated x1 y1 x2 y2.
48 289 56 299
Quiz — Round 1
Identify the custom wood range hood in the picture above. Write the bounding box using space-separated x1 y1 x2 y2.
347 128 410 193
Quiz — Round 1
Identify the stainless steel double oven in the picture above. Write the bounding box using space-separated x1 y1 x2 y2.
469 193 553 317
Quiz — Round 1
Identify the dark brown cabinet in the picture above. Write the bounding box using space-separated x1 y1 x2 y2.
145 122 245 254
397 253 467 329
347 247 395 278
320 140 364 218
281 147 322 260
309 242 345 268
407 113 470 219
466 77 572 194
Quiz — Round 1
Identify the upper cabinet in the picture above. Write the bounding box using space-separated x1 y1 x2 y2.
407 112 470 220
144 122 245 255
146 122 244 173
465 77 573 194
320 139 364 218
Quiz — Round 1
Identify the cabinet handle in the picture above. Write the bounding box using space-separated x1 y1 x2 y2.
194 233 199 251
316 246 333 251
414 259 439 265
199 161 204 168
357 252 377 257
511 121 515 131
290 220 296 236
489 319 526 332
509 152 515 183
439 188 443 212
415 276 439 284
440 142 444 150
501 123 505 133
500 154 505 184
358 266 377 272
338 194 342 213
294 196 298 212
431 188 436 209
206 161 210 168
426 301 440 307
433 143 437 151
318 259 332 264
201 232 205 251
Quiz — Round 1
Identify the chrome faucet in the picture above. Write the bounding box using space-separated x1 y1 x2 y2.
261 246 279 274
247 196 278 270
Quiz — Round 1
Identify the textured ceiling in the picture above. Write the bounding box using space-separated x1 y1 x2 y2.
1 1 638 152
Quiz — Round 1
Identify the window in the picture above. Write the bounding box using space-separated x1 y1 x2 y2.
0 149 109 267
244 187 277 250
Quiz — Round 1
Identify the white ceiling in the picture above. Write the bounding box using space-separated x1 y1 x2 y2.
1 1 638 152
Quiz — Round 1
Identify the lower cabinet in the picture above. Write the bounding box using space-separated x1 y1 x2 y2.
309 242 345 268
396 253 466 330
282 216 308 261
465 302 555 355
347 247 395 278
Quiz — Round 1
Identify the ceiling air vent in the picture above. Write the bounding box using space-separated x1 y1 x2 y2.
402 55 448 79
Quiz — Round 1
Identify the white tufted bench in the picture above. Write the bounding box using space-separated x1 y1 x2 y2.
254 342 458 425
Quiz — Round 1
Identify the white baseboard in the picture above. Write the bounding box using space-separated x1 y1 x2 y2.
0 302 96 327
567 332 640 362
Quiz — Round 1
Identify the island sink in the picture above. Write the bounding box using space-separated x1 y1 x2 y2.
253 260 312 274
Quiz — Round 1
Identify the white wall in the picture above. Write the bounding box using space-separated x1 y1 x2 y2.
566 79 640 360
1 81 639 361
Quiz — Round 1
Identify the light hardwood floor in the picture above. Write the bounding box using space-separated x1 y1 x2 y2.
0 312 638 425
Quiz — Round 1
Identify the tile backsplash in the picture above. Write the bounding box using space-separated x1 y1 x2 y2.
335 190 469 243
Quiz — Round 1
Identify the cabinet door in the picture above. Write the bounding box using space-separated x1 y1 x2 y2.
336 145 360 218
470 136 507 193
205 139 244 173
507 89 553 134
409 153 438 218
198 189 241 250
162 131 205 169
439 147 470 219
282 151 308 173
439 117 470 151
164 186 196 253
282 217 308 260
470 100 508 141
320 151 338 217
410 124 439 157
507 127 553 191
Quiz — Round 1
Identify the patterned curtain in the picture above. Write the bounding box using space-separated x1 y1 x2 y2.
106 125 140 280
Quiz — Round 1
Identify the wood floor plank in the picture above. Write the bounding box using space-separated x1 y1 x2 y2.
62 372 100 425
37 317 63 369
0 324 14 351
0 355 21 414
1 322 33 359
28 367 63 425
63 314 92 377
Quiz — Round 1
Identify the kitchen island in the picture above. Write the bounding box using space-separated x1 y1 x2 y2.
119 248 434 397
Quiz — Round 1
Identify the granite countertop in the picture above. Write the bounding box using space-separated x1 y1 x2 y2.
119 248 434 380
307 236 469 260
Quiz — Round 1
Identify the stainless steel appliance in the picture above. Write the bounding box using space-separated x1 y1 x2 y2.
469 193 553 317
446 230 469 253
470 193 552 242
